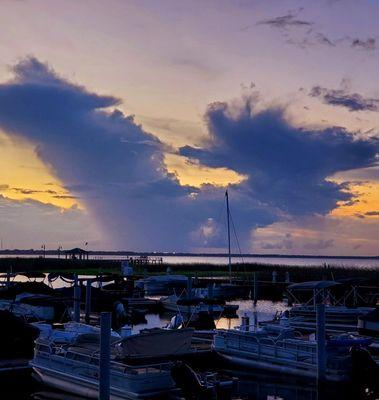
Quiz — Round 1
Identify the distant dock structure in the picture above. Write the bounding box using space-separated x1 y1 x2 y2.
127 255 163 266
64 247 89 260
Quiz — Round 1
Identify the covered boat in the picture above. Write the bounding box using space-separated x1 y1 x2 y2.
116 327 194 362
30 323 176 399
213 323 374 381
358 308 379 337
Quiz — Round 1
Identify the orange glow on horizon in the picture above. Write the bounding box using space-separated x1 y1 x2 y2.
0 131 81 210
331 181 379 218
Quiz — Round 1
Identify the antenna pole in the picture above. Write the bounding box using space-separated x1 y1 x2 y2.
226 190 232 283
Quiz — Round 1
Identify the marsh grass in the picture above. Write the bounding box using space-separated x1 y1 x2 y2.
0 258 377 283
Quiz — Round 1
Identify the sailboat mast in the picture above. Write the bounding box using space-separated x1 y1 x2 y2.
226 190 232 283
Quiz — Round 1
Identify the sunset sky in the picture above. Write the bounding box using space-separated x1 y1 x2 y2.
0 0 378 255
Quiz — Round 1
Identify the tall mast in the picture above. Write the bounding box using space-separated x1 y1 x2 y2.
226 189 232 283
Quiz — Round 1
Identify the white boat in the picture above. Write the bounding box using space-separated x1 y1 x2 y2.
33 321 122 343
136 274 188 295
31 323 176 399
116 327 194 361
282 281 374 333
284 305 374 333
160 294 233 316
358 308 379 337
0 293 55 321
213 323 367 381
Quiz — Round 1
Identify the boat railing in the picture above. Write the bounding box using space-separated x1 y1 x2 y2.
35 339 170 375
220 330 317 366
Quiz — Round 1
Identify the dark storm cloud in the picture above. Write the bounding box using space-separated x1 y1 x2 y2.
0 57 273 251
303 239 334 250
0 57 377 251
261 234 293 250
257 14 312 29
180 98 379 217
285 32 378 51
12 187 58 195
351 37 376 51
365 211 379 216
309 86 379 112
53 195 78 199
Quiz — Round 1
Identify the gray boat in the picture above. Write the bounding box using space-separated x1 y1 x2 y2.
213 322 371 381
30 323 177 399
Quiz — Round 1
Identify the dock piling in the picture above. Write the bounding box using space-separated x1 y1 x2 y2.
316 303 326 381
208 283 213 314
252 272 258 305
99 312 111 400
241 313 250 332
6 269 11 288
85 279 92 324
187 276 192 299
187 276 192 316
73 274 81 323
253 308 258 331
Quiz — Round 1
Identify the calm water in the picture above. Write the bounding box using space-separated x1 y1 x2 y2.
161 255 379 269
132 299 288 333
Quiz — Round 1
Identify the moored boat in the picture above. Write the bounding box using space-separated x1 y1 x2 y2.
160 293 238 316
30 324 177 399
213 322 374 382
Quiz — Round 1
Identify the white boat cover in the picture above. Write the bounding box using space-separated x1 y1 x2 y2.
118 328 194 358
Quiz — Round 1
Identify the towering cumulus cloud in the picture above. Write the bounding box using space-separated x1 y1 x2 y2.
0 58 377 251
0 58 204 250
181 98 378 217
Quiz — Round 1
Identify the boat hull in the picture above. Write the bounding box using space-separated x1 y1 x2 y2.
32 364 174 400
161 301 224 315
216 351 349 382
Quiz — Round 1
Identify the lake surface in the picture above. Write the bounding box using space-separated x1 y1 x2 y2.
160 255 379 269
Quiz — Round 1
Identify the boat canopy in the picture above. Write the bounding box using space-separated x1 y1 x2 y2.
288 281 340 291
336 277 368 285
118 328 194 358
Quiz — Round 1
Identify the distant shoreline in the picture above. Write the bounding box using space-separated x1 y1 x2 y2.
0 250 378 259
0 258 378 283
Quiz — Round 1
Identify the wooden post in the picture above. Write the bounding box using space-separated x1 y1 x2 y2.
208 283 213 314
253 308 258 331
73 274 81 323
187 276 192 316
316 304 326 381
99 312 111 400
187 276 192 299
6 269 11 288
85 279 92 324
253 272 258 305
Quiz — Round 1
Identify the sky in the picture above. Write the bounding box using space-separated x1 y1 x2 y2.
0 0 378 255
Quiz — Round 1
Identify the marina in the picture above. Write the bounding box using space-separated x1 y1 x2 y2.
0 260 377 399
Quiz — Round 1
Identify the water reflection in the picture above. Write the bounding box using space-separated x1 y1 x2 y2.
130 300 288 333
2 371 376 400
